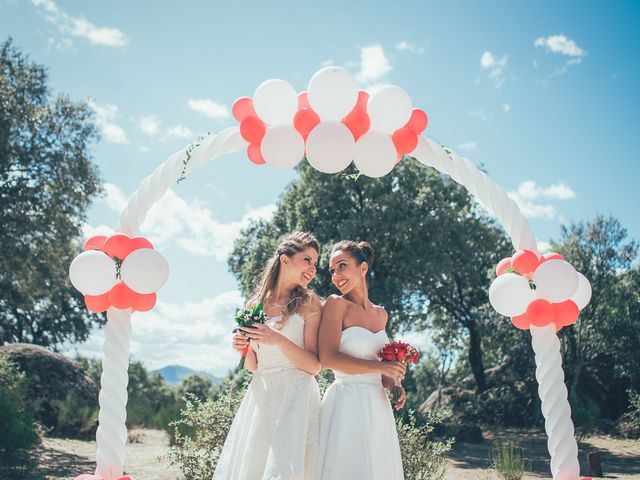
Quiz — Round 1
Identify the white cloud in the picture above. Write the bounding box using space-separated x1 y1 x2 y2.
87 99 128 144
32 0 128 47
139 116 160 135
469 109 491 122
501 103 511 113
507 180 576 220
537 241 552 253
64 290 245 376
167 124 193 139
534 35 586 81
188 99 230 119
480 51 508 87
90 183 275 261
458 141 477 151
395 41 424 54
534 34 586 58
356 44 392 84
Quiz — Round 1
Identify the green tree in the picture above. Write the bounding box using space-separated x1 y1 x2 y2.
553 215 639 419
229 159 511 392
0 38 102 346
178 374 214 401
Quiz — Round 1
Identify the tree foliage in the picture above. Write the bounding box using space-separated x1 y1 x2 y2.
0 38 102 347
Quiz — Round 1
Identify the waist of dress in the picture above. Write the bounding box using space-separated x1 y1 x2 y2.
255 364 301 374
333 372 382 385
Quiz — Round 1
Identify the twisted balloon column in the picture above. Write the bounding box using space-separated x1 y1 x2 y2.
93 128 244 480
411 136 580 480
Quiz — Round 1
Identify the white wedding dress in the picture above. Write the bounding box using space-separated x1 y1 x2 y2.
213 313 321 480
318 326 404 480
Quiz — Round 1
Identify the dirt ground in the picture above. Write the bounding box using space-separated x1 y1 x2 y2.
22 428 640 479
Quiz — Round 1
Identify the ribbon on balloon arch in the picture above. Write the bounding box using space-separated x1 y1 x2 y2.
72 66 592 480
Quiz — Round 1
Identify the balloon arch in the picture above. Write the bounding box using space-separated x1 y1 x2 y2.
70 67 592 480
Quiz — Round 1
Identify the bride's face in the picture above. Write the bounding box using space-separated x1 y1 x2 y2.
281 247 318 288
329 250 368 294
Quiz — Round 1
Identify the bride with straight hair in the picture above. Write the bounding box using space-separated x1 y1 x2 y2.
213 231 323 480
317 240 406 480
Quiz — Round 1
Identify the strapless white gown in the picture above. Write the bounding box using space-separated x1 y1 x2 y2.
213 313 321 480
318 326 404 480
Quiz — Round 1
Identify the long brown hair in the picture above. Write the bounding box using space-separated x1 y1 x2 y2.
248 231 320 321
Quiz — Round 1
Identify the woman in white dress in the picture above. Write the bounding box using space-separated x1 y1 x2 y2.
213 231 323 480
317 240 407 480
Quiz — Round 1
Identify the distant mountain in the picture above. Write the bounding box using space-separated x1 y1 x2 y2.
153 365 223 386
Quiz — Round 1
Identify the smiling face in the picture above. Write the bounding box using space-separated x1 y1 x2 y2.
281 246 318 288
329 250 368 294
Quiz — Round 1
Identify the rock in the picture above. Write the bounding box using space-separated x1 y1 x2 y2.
0 343 98 438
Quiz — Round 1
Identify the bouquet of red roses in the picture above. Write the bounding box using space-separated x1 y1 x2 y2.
234 303 269 369
378 341 420 402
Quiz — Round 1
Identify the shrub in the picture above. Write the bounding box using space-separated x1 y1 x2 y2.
0 356 39 464
617 389 640 439
491 441 529 480
397 410 453 480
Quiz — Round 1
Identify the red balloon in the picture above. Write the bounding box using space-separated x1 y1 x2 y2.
103 234 134 260
407 109 428 134
298 91 311 110
396 151 403 164
132 292 156 312
511 250 540 274
231 97 256 123
541 252 563 263
240 116 266 144
355 90 369 110
84 235 107 251
247 144 265 165
342 110 370 140
496 257 512 276
511 313 530 330
526 299 555 327
108 283 136 310
553 300 579 328
392 126 419 154
85 293 110 313
293 108 320 139
132 237 153 250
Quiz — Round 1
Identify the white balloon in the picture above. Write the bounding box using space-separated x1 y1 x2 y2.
69 250 117 296
261 125 305 170
570 272 592 310
307 66 358 121
368 85 413 134
305 121 355 174
120 248 169 294
489 273 536 317
253 79 298 125
533 259 579 303
353 130 397 178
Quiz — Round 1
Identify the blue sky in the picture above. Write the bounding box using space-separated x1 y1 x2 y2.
2 0 639 376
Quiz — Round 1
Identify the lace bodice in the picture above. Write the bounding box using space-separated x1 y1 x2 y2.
254 313 306 371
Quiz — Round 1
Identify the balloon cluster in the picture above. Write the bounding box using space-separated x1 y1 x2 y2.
69 234 169 313
489 250 592 331
232 66 428 178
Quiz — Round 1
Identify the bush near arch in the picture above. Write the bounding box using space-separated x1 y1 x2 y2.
69 67 592 480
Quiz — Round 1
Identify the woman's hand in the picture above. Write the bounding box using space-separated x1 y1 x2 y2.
239 323 285 346
378 360 406 379
232 331 249 353
394 386 407 410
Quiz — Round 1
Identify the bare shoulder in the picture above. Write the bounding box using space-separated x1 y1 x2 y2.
371 303 388 321
299 295 323 320
325 294 348 309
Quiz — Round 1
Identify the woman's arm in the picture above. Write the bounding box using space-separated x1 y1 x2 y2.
318 296 406 378
232 331 258 372
239 298 323 375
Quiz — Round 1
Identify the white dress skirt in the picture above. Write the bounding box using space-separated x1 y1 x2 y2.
213 313 321 480
318 326 404 480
